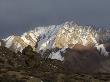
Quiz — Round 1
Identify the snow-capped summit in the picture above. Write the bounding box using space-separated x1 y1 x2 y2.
3 31 40 52
35 22 100 51
2 22 110 59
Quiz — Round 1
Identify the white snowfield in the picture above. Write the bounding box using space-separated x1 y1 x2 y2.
2 22 110 60
95 44 109 56
3 35 15 48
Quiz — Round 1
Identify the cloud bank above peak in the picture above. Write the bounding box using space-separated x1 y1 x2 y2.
0 0 110 38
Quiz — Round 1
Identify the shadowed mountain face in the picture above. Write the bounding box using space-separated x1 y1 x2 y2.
63 44 110 73
64 47 103 73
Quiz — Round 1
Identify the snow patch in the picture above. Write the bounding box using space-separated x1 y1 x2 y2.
49 47 67 61
96 44 109 56
3 35 15 48
37 25 61 50
21 33 30 45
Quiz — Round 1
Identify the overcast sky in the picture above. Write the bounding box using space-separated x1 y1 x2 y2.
0 0 110 38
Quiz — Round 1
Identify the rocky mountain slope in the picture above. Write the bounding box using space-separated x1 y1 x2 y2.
0 45 110 82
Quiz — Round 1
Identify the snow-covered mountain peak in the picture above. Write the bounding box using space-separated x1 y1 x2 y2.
2 22 110 59
2 22 99 50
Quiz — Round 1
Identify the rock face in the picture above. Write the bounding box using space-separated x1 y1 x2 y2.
0 40 5 47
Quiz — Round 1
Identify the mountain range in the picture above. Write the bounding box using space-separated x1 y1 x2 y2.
1 22 110 81
1 22 110 61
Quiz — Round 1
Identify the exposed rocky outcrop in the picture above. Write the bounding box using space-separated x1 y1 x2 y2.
0 40 5 47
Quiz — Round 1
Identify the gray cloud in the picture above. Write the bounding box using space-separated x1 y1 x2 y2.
0 0 110 38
